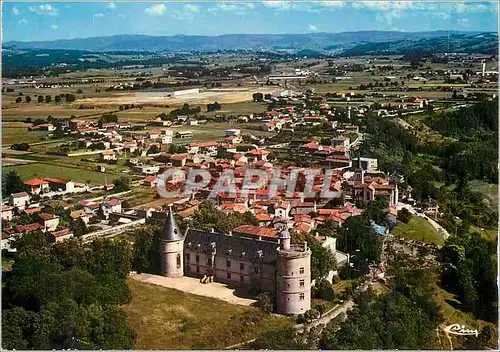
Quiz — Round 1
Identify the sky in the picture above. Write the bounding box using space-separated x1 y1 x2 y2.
2 1 499 42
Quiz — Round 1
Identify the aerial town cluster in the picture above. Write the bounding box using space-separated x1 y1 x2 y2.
1 12 498 350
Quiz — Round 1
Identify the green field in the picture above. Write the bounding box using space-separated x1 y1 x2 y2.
470 225 498 241
3 163 111 185
394 216 444 245
123 279 291 350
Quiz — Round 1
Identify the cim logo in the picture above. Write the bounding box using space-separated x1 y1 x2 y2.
443 324 479 337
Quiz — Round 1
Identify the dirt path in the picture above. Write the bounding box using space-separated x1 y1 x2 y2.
130 273 256 306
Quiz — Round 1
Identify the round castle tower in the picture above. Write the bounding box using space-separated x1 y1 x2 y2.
276 229 312 315
160 206 185 277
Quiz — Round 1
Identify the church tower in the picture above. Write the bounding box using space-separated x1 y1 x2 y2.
160 206 185 277
276 229 312 315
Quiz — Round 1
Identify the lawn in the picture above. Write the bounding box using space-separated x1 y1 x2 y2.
123 279 291 350
394 216 444 246
470 225 498 241
3 163 111 185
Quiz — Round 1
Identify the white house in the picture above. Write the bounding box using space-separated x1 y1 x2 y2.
2 206 14 221
100 199 122 219
9 192 30 210
101 150 117 161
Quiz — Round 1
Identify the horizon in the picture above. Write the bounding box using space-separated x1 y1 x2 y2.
2 1 499 42
5 29 498 44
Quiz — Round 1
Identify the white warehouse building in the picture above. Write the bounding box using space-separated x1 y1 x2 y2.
172 88 200 97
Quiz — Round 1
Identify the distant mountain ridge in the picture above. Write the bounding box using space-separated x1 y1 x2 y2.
4 30 495 53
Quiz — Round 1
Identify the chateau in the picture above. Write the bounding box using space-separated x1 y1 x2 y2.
160 208 312 315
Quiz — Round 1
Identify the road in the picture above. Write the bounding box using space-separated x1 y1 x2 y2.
295 299 354 334
396 203 450 241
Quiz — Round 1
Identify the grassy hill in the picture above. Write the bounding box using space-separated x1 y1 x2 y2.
123 279 291 350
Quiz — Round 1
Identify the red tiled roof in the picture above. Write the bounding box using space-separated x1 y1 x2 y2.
249 149 270 155
294 223 312 233
143 176 157 183
39 213 55 221
51 229 73 237
24 178 49 186
15 222 43 233
255 213 272 221
105 199 121 206
24 207 43 215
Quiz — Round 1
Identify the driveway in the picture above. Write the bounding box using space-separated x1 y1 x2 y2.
130 273 256 306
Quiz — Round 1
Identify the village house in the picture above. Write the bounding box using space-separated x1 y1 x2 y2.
38 213 60 232
2 205 14 221
45 178 75 192
143 175 158 188
48 229 74 243
100 199 122 219
9 192 30 210
101 150 117 161
24 178 50 195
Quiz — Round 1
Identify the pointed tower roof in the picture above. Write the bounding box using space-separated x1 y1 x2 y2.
162 205 183 242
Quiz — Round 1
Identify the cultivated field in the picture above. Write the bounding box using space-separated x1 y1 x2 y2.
77 87 279 107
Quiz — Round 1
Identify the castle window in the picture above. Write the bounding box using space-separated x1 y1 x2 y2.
239 263 244 271
186 253 190 262
196 266 200 273
299 267 305 274
227 272 232 279
240 275 244 282
176 254 181 269
300 279 305 287
196 255 200 263
299 293 305 301
226 260 231 268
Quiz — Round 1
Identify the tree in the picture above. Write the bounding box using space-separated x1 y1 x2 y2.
337 215 382 277
113 176 130 192
397 208 412 224
45 95 52 103
191 201 258 233
147 145 161 155
292 232 336 280
25 95 31 103
320 265 440 350
38 96 44 103
251 325 307 350
55 95 61 103
252 92 264 102
71 218 87 237
65 94 76 103
255 292 274 313
313 279 335 301
3 170 25 196
132 226 162 274
168 144 188 154
16 97 22 103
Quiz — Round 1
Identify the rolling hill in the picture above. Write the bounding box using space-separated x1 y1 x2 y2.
4 30 494 53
